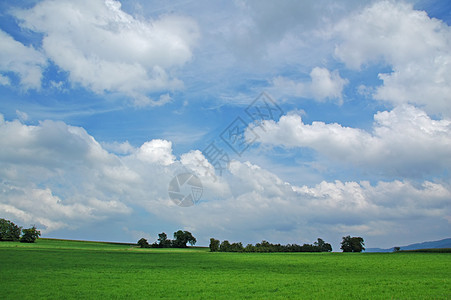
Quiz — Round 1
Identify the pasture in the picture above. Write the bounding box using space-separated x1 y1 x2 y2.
0 239 450 299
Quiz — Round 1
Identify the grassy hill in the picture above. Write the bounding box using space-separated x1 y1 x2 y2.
1 238 450 299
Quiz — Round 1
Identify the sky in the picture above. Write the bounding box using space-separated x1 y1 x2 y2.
0 0 450 250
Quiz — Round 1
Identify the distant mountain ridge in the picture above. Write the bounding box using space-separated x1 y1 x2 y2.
365 238 451 253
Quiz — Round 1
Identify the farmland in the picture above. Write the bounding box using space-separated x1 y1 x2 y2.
0 239 450 299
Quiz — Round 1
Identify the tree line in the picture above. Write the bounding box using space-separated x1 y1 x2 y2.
209 238 333 253
209 236 365 253
0 218 41 243
137 230 196 248
2 217 365 252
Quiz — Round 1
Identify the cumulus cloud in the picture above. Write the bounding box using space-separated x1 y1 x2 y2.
0 29 47 90
270 67 348 102
12 0 199 105
0 116 135 231
159 159 451 248
250 105 451 177
0 113 449 247
136 139 175 166
334 1 451 116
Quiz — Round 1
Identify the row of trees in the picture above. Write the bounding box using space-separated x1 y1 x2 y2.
209 238 333 253
210 236 365 253
138 230 196 248
0 218 41 243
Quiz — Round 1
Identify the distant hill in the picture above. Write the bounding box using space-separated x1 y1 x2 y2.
365 238 451 253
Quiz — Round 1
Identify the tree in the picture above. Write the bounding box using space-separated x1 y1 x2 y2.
137 238 150 248
209 238 220 252
244 244 256 252
219 240 231 252
0 218 22 241
20 226 41 243
322 242 333 252
314 238 332 252
350 236 365 252
393 246 401 252
341 236 365 252
229 242 244 252
173 230 196 248
158 232 172 248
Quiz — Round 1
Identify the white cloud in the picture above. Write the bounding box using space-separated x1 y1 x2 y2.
0 114 449 248
309 67 349 102
136 139 175 166
0 184 110 232
161 159 451 248
179 150 231 198
0 116 136 232
13 0 199 105
0 29 46 90
250 105 451 177
270 67 348 102
334 1 451 116
102 141 135 155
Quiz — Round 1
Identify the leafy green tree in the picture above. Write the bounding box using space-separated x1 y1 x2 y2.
341 236 353 252
158 232 172 248
173 230 196 248
393 246 401 252
219 240 231 252
322 242 333 252
314 238 332 252
209 238 220 252
0 218 22 241
19 226 41 243
229 242 244 252
350 236 365 252
341 236 365 252
255 240 272 252
244 244 256 252
137 238 150 248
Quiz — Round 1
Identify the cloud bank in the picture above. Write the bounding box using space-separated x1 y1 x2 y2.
0 113 449 248
250 105 451 177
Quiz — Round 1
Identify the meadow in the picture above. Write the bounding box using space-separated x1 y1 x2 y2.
0 239 450 299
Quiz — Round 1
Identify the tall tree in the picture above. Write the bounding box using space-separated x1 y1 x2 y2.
173 230 196 248
209 238 220 252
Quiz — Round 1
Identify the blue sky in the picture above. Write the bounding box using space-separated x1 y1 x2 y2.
1 0 450 250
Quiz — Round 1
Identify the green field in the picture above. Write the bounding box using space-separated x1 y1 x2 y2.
1 239 450 299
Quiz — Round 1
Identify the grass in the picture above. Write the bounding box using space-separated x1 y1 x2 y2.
0 239 450 299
